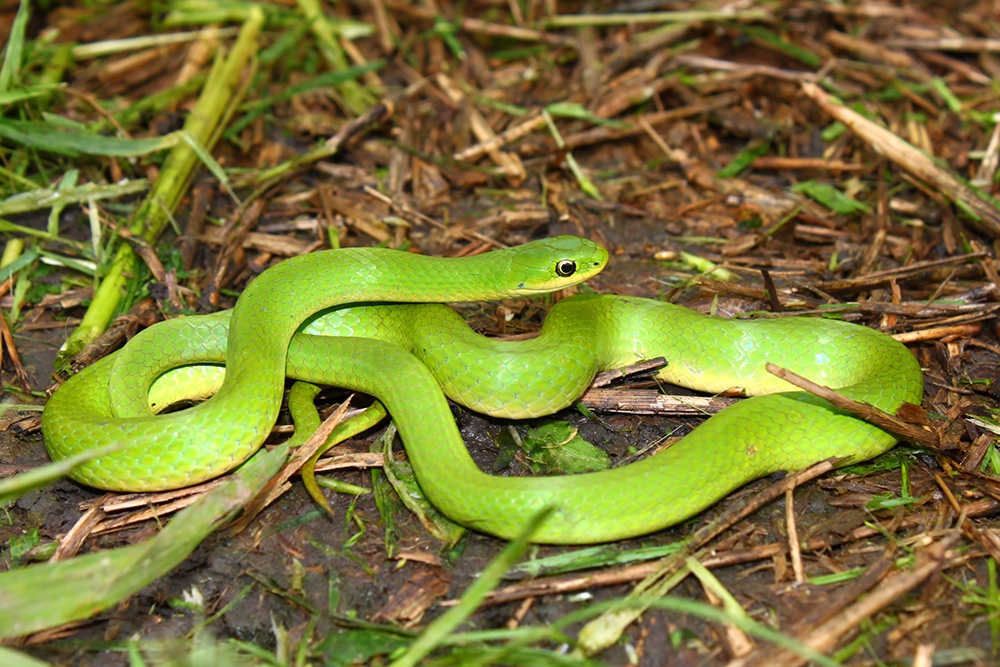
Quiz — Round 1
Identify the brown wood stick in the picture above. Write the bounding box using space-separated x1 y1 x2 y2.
579 389 741 416
892 322 982 344
765 363 939 450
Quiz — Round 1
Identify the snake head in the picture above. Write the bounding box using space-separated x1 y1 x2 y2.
506 236 609 295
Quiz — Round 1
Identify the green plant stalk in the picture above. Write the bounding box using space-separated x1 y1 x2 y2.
72 27 241 60
686 557 753 624
205 57 259 159
33 42 73 109
315 476 369 495
249 136 346 189
47 168 79 237
57 8 264 359
542 110 603 200
678 250 737 281
297 0 374 115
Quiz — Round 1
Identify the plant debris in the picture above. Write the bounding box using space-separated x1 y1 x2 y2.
2 0 1000 665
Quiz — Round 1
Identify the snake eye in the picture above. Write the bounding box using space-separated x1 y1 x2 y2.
555 260 577 277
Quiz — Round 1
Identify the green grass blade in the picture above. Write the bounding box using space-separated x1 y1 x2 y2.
297 0 375 114
179 131 238 203
792 179 872 215
990 558 999 656
162 0 298 27
0 218 56 240
738 25 821 68
931 77 963 114
0 120 180 157
0 245 38 276
90 74 207 133
0 0 30 94
717 139 769 179
0 83 64 106
227 61 383 139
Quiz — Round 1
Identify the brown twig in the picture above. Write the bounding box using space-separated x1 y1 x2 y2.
765 363 939 450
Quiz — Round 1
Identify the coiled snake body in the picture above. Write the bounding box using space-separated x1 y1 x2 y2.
43 237 923 544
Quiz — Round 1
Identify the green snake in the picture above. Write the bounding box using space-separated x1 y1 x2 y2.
42 236 923 544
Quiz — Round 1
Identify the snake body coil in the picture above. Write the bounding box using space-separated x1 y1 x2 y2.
43 237 922 544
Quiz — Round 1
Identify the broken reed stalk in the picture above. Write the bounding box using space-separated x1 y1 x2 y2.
801 82 1000 238
58 9 263 359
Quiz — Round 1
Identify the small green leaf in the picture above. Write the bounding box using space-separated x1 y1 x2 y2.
717 139 769 179
317 628 411 667
8 528 39 566
382 428 464 545
547 101 629 128
930 77 963 114
518 419 610 475
0 119 180 157
792 180 871 214
739 25 821 67
0 83 64 106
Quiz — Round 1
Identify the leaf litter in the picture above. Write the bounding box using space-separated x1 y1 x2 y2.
1 0 1000 665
